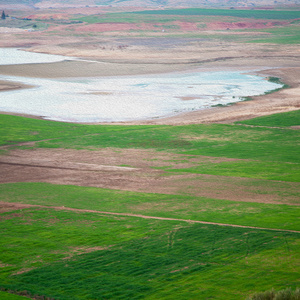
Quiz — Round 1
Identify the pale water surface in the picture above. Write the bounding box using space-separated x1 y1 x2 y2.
0 48 70 65
0 48 282 123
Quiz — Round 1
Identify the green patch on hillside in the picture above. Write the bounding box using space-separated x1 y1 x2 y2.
246 287 300 300
73 13 180 24
34 124 300 165
0 114 149 147
247 25 300 44
0 291 29 300
1 182 299 230
1 207 299 300
236 110 300 127
134 8 300 20
167 159 300 182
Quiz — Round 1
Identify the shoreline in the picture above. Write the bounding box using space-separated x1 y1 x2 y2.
123 66 300 125
0 50 299 125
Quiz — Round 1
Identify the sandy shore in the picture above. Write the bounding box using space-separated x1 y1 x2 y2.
134 66 300 125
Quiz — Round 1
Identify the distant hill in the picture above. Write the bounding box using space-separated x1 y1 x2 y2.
1 0 300 8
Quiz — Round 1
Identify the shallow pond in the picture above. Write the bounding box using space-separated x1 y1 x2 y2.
0 48 282 123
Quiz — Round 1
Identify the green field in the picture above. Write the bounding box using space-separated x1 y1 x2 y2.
76 8 300 22
245 25 300 44
236 110 300 127
1 182 300 230
0 110 299 299
134 8 300 20
1 207 299 300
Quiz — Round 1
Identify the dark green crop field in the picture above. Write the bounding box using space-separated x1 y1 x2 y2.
1 208 299 300
0 110 299 299
134 8 300 20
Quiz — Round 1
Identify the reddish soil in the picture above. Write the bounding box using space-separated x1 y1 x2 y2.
74 23 149 32
206 20 289 30
26 13 72 20
173 21 199 31
65 20 289 33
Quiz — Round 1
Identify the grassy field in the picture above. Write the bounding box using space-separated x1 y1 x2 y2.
1 182 300 230
1 113 299 160
1 207 299 300
245 25 300 44
75 8 300 22
0 291 30 300
236 110 300 127
133 8 300 20
0 109 299 299
1 113 299 182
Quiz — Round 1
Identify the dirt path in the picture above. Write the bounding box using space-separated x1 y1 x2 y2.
1 201 299 233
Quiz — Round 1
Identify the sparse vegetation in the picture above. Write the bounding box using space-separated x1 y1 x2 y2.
247 25 300 44
247 287 300 300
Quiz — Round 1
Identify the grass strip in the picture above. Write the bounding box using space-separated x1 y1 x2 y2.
0 291 30 300
166 159 300 182
134 8 300 20
1 115 298 164
236 109 300 127
1 182 299 231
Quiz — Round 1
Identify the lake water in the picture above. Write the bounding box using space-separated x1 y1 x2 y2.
0 48 282 123
0 48 70 65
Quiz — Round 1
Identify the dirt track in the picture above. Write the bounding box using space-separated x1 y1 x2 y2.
1 201 299 233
